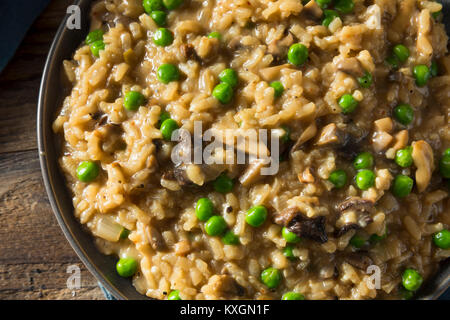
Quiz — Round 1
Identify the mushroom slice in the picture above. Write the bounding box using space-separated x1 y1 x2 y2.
274 208 328 243
315 123 339 146
335 57 365 78
342 252 373 270
335 197 374 236
412 140 434 192
239 159 266 187
302 0 323 20
146 226 167 252
291 122 317 153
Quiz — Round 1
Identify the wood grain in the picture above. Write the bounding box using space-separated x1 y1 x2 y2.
0 0 104 300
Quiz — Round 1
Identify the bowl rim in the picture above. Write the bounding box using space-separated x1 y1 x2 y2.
37 0 449 300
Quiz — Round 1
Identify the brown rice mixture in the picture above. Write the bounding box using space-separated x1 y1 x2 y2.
53 0 450 299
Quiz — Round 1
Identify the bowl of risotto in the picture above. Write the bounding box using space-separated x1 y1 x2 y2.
38 0 450 300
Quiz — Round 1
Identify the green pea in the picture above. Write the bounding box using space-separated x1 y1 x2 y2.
167 290 181 300
219 68 239 88
150 11 167 27
270 81 285 98
76 161 100 182
282 227 301 244
245 205 268 227
287 43 309 67
153 28 174 46
385 55 400 69
430 61 439 77
157 63 180 84
413 65 430 87
261 267 282 289
432 10 442 20
204 215 227 236
400 287 414 300
335 0 355 14
393 104 414 125
355 169 375 190
357 71 373 88
369 229 387 244
212 83 234 104
195 198 214 221
120 228 130 239
338 94 358 114
439 153 450 178
213 173 234 193
160 118 179 141
208 31 221 40
143 0 164 13
116 257 138 277
433 229 450 249
393 44 410 63
222 231 240 245
402 268 423 292
353 152 374 170
322 10 339 27
444 148 450 157
124 91 145 111
90 40 105 57
392 175 414 198
282 292 305 300
328 169 347 189
350 235 366 248
283 245 296 261
163 0 183 10
395 146 413 168
159 111 171 126
86 29 104 45
280 125 291 143
316 0 332 9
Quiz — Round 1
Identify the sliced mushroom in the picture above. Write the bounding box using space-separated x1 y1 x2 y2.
181 43 201 62
302 0 323 20
291 122 318 153
274 208 328 243
335 57 365 78
412 140 434 192
315 123 340 146
239 159 266 187
165 163 227 188
146 226 167 252
342 252 373 270
335 197 374 236
338 197 374 213
298 167 315 183
336 130 367 160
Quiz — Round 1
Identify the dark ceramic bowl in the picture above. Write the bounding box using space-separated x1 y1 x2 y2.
37 0 450 300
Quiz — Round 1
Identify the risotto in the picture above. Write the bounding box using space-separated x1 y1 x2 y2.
53 0 450 300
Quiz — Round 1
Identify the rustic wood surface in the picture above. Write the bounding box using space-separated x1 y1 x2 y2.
0 0 104 300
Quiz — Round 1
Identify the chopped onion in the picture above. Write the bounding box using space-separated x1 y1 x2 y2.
95 216 124 242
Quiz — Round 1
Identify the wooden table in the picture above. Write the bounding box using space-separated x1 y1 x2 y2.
0 0 104 300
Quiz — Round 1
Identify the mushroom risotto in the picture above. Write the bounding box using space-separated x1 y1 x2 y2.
53 0 450 300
